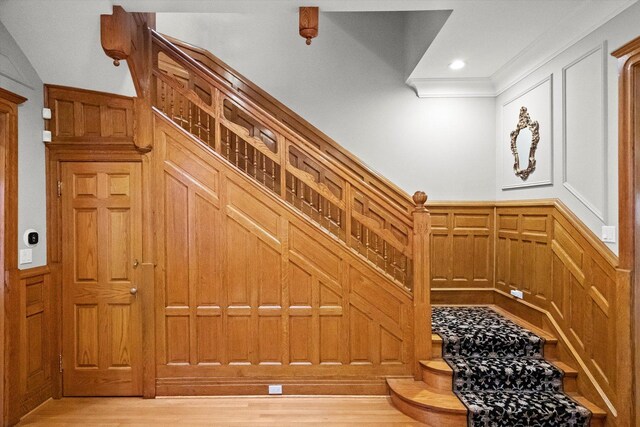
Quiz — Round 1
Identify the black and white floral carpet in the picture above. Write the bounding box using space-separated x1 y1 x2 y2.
432 306 592 427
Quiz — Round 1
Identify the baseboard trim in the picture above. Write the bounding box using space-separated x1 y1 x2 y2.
431 287 495 305
155 377 397 396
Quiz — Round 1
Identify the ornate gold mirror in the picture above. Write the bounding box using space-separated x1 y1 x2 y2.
510 106 540 180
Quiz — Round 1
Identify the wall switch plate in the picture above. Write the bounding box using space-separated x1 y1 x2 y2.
42 130 52 143
268 385 282 395
42 107 52 120
601 226 616 243
19 249 32 265
510 289 524 299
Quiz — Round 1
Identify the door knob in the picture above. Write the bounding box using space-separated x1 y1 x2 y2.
130 287 138 296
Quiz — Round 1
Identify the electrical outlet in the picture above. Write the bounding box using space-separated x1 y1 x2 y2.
601 226 616 243
510 289 524 299
268 385 282 395
19 248 32 265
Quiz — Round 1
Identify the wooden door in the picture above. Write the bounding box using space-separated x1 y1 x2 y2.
61 162 143 396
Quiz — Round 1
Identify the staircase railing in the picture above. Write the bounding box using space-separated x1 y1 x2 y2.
151 30 427 297
162 34 414 218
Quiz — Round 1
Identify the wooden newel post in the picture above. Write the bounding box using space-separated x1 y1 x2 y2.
412 190 431 379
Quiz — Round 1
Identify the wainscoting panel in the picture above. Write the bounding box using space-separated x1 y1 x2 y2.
433 201 630 425
429 205 494 289
5 266 54 423
154 117 414 394
46 85 134 144
495 205 553 306
549 206 622 411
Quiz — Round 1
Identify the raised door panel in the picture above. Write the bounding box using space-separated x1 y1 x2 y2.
61 162 142 396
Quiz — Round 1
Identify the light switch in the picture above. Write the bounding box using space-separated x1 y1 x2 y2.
42 107 52 120
19 248 32 265
601 226 616 243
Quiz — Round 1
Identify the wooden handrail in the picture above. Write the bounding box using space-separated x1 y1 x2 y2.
150 29 429 293
159 32 414 215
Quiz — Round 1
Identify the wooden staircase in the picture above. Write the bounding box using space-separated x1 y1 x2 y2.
99 8 610 424
387 307 607 427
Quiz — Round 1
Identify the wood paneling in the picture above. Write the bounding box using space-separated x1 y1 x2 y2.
45 85 135 144
429 204 494 289
432 201 630 426
154 117 414 394
14 267 53 419
495 205 553 306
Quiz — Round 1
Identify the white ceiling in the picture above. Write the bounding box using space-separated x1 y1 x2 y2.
0 0 636 97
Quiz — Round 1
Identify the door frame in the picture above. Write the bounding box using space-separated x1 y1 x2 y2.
613 36 640 427
46 148 155 398
0 87 26 426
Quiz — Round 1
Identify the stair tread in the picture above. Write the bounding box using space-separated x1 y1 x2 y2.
551 361 578 376
568 394 607 418
387 379 466 413
420 359 450 373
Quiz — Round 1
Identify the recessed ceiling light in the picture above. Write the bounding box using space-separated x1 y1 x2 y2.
449 60 466 70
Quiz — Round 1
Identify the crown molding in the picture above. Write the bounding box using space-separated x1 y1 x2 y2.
406 77 496 98
490 0 636 96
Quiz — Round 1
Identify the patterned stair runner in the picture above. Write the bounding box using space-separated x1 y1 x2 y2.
432 306 592 426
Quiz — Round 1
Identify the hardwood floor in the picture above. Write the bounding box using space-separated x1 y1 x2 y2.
17 396 425 426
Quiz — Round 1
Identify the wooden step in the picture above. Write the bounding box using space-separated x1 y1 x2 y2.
387 379 467 427
420 359 453 393
552 361 578 393
569 393 607 427
431 334 443 358
420 359 579 394
431 329 558 360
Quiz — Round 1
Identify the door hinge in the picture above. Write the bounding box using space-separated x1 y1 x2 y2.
57 181 62 197
59 354 63 373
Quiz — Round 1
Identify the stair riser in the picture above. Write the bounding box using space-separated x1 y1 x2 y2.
421 364 577 395
421 366 453 394
432 339 557 359
389 392 467 427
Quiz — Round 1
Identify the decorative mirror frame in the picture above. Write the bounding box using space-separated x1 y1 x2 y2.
510 106 540 180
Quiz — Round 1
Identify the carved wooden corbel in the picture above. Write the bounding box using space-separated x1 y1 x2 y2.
101 6 155 152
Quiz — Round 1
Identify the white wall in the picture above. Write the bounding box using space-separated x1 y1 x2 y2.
0 0 136 97
494 2 640 254
158 12 496 201
0 21 47 268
